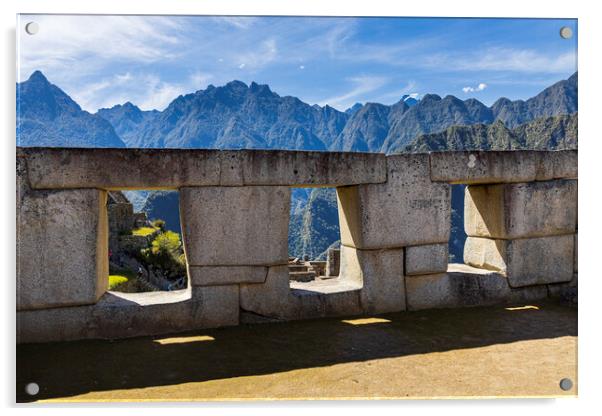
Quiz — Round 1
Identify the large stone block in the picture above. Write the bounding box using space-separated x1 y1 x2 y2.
239 265 295 319
189 265 268 286
464 235 574 287
16 285 239 343
238 150 387 186
430 150 577 184
17 188 108 310
463 237 506 272
405 264 548 311
405 243 449 276
465 180 577 239
337 154 450 250
339 245 406 313
19 147 386 190
180 186 290 266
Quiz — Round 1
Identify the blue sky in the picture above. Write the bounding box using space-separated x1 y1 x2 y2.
17 15 577 112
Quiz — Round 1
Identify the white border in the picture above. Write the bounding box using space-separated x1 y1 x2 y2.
2 0 601 415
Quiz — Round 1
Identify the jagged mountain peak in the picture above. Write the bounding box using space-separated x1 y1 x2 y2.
26 70 50 84
17 71 125 147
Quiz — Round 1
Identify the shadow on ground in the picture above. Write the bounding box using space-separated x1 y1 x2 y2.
16 300 576 402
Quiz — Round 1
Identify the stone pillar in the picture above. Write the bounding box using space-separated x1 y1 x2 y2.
325 248 340 277
335 154 451 313
179 185 291 325
463 179 577 287
17 186 108 310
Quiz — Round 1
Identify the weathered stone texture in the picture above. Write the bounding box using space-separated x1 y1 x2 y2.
464 235 574 287
180 186 290 266
339 245 406 313
464 237 507 272
189 265 268 286
17 188 108 310
574 233 578 273
239 150 387 186
548 273 578 299
326 248 340 276
16 285 239 343
406 264 548 311
108 202 134 235
19 147 386 190
337 154 450 250
535 150 578 181
430 150 576 184
405 243 448 276
239 265 295 319
465 180 577 239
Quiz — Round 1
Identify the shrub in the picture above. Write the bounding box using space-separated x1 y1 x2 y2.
108 275 129 290
132 226 157 237
139 230 186 273
152 219 166 231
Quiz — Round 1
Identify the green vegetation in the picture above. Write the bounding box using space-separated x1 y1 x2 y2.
108 268 138 292
108 275 129 290
132 226 158 237
289 188 340 260
151 219 166 231
139 230 186 275
401 113 577 153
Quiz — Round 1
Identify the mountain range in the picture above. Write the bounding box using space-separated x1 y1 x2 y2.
17 70 577 154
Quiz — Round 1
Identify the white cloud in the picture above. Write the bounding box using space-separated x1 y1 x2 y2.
462 82 488 93
18 15 187 81
69 72 209 112
319 76 389 109
211 16 256 29
233 38 278 71
425 48 575 74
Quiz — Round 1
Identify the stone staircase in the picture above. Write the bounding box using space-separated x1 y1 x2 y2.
288 260 327 282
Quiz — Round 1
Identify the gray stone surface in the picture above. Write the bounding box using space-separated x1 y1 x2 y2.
326 248 340 276
574 233 578 273
464 235 574 287
548 273 578 298
405 264 548 311
239 265 295 319
180 186 290 266
189 266 268 286
464 237 507 272
16 285 239 343
17 188 108 310
535 150 578 181
19 147 386 190
465 180 577 239
239 150 386 186
338 154 450 249
430 150 577 184
405 243 449 276
339 245 406 313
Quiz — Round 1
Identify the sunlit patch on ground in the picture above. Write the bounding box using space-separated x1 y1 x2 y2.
505 305 540 311
154 335 215 345
341 317 392 325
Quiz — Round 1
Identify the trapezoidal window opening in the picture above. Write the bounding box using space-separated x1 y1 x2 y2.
287 187 344 292
107 190 187 293
449 184 468 266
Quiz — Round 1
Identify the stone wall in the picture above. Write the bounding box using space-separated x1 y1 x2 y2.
16 148 577 343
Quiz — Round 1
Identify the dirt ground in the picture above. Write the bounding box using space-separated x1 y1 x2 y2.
16 300 577 402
